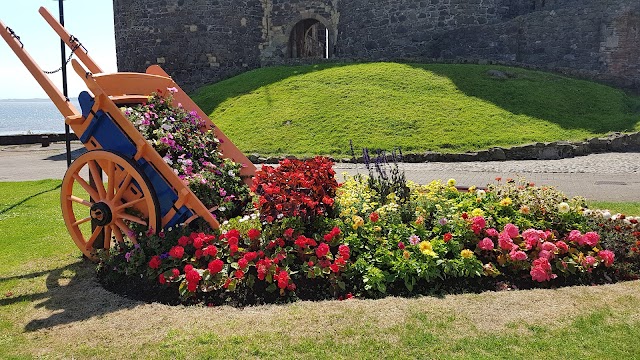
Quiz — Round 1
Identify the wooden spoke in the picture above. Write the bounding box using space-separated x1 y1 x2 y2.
68 195 93 207
115 197 146 211
115 219 136 243
112 224 125 243
113 173 132 203
85 225 103 250
117 212 147 226
103 226 112 250
88 160 106 199
72 216 92 227
72 173 99 200
106 160 115 200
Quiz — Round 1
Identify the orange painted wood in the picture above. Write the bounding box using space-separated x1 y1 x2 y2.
61 151 160 260
146 65 257 184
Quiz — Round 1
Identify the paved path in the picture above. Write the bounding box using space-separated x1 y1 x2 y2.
1 142 639 201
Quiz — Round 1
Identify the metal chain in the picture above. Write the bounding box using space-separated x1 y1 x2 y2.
43 43 80 74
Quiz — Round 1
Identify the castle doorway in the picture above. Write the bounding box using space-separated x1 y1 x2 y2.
289 19 330 58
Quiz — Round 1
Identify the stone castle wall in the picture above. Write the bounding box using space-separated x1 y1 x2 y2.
113 0 640 92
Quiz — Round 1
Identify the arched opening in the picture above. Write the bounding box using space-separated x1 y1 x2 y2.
289 19 330 59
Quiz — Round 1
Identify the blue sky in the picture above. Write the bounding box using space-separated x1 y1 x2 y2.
0 1 116 99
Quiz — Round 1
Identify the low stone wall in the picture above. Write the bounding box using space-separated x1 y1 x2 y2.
0 133 78 146
247 132 640 164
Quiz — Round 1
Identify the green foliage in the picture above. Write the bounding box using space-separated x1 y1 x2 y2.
191 62 640 157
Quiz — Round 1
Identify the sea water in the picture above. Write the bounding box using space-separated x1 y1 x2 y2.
0 98 81 135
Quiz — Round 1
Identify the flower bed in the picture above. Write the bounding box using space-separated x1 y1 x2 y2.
96 90 638 306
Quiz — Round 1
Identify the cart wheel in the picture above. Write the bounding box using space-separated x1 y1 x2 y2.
61 150 161 261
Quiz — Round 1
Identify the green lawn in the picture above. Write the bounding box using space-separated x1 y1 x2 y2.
191 62 640 157
587 201 640 216
2 180 640 358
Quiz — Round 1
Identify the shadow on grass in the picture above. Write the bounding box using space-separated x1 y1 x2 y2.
0 183 62 216
191 62 345 115
0 261 138 332
416 63 640 133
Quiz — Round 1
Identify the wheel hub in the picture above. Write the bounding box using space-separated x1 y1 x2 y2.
90 202 113 226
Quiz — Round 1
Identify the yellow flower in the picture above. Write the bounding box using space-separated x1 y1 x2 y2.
468 185 477 192
500 197 512 206
403 250 411 259
352 215 364 230
447 178 457 187
419 241 437 257
471 208 484 217
461 249 474 259
373 226 382 232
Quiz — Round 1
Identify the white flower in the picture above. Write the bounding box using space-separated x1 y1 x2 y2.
557 202 570 213
476 189 486 198
228 170 235 177
602 211 612 220
582 209 593 216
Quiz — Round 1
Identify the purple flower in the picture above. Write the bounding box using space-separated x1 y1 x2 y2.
439 218 448 226
125 252 132 262
160 253 170 260
409 234 421 245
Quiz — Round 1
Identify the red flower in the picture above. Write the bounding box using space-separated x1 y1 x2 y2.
148 256 162 269
185 268 201 292
443 233 453 242
178 236 190 247
283 228 294 238
192 236 204 249
226 229 240 240
276 270 290 289
338 244 350 259
158 273 166 284
235 269 245 279
307 261 314 267
330 263 340 273
230 244 239 254
171 268 180 279
169 246 185 259
247 228 261 240
244 251 258 262
369 212 379 222
322 196 334 206
208 259 224 274
316 243 330 258
238 257 249 269
398 242 405 249
228 236 239 247
204 245 218 257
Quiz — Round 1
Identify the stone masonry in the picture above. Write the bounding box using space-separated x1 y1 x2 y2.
113 0 640 92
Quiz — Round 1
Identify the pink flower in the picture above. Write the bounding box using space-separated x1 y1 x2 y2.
478 237 494 251
555 241 569 254
409 234 421 245
509 250 528 261
541 241 557 252
485 228 499 237
582 255 597 267
504 223 519 239
599 250 615 267
398 242 405 249
581 232 600 247
538 250 553 260
522 229 540 247
338 244 350 259
472 216 486 229
567 230 583 243
530 257 556 282
498 231 515 250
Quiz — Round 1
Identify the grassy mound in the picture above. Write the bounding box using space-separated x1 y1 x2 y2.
191 62 640 157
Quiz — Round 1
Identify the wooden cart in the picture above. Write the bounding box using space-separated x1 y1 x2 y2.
0 7 256 259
